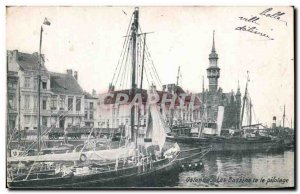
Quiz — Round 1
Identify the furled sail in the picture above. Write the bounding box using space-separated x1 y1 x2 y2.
144 86 170 151
144 104 169 151
8 144 136 163
7 147 135 163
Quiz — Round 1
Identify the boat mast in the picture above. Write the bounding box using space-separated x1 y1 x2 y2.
137 33 146 142
240 71 250 134
37 25 43 153
202 76 205 110
283 104 286 128
198 77 206 138
249 99 252 127
130 7 139 142
176 66 181 87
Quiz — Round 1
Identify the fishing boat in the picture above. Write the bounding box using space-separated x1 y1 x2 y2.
7 7 187 188
7 103 181 188
167 72 284 152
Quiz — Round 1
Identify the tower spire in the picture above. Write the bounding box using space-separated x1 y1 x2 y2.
207 30 220 92
212 30 216 52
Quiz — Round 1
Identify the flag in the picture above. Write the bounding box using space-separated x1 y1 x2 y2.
43 17 51 26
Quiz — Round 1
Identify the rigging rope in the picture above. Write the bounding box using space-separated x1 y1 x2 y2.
110 14 133 86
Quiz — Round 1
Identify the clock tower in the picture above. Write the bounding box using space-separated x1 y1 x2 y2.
207 31 220 93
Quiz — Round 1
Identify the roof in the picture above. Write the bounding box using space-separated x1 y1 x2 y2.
50 72 84 95
16 51 46 71
84 91 98 99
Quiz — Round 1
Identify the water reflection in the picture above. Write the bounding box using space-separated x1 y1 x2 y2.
175 150 294 188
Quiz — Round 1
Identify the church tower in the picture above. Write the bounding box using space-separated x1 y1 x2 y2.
207 31 220 93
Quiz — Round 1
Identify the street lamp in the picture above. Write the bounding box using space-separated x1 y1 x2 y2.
37 17 51 154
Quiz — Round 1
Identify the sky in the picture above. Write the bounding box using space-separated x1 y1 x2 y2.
6 6 294 126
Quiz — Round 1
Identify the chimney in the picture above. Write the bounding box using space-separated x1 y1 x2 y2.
66 69 73 76
10 50 19 62
272 116 277 129
92 89 96 97
74 71 78 80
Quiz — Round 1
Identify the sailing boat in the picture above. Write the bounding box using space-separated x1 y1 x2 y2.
7 7 181 188
167 72 284 152
7 99 180 188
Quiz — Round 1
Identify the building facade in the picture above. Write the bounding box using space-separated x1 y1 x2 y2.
7 50 52 134
197 33 241 129
49 70 85 129
84 90 98 127
97 85 201 130
7 50 92 136
7 70 19 135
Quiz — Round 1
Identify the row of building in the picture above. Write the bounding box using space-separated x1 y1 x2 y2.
7 33 242 136
7 50 98 135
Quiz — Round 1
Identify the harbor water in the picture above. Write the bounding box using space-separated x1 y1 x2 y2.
174 149 294 188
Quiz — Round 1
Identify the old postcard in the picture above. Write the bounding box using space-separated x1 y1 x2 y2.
6 6 294 189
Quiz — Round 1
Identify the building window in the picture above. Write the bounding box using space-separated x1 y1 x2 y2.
8 115 16 129
68 97 73 111
42 81 47 89
42 99 47 110
8 95 15 109
59 95 65 110
85 111 88 119
90 111 94 119
8 81 17 89
32 116 37 124
24 116 30 124
144 118 147 125
116 106 119 116
24 77 30 88
51 96 57 110
24 95 30 109
33 78 38 90
125 119 128 125
42 117 47 127
33 95 37 111
90 102 94 109
76 97 81 111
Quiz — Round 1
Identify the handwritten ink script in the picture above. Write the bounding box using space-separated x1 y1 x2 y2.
259 8 287 25
235 7 288 40
186 176 290 185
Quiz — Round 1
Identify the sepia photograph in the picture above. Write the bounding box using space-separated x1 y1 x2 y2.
5 6 295 189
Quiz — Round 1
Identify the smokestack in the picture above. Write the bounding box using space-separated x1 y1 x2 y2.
272 116 276 129
66 69 73 76
74 71 78 80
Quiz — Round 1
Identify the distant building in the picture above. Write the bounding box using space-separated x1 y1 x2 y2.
7 69 19 134
7 50 52 133
84 90 98 127
7 50 92 136
49 70 85 129
162 84 201 126
197 33 241 129
97 85 201 130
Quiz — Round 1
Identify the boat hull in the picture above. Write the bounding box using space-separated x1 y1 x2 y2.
166 136 284 152
8 155 180 189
